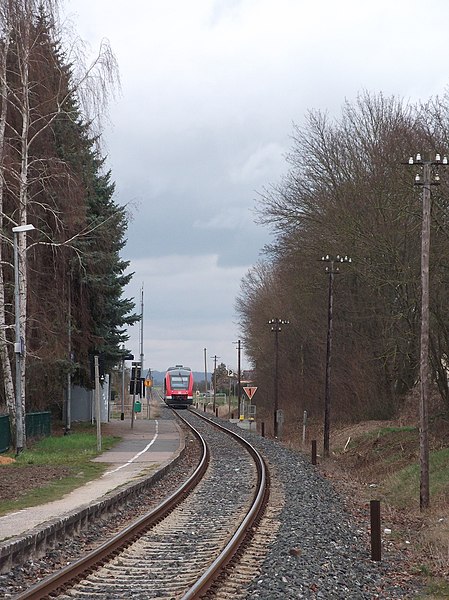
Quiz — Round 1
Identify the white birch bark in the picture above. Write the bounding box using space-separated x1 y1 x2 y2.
0 7 15 422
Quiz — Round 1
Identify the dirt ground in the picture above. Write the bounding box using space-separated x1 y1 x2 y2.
0 458 71 502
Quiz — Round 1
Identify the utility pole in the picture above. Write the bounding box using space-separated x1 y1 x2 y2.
320 254 351 458
94 355 101 452
405 152 447 510
267 319 289 437
210 354 219 412
204 348 208 396
139 284 144 399
234 340 242 418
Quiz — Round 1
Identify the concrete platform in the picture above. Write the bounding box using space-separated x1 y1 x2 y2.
0 414 183 544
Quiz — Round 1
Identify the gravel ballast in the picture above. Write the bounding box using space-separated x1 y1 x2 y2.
187 410 421 599
1 406 421 598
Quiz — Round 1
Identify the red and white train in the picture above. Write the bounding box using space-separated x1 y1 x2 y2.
163 365 194 408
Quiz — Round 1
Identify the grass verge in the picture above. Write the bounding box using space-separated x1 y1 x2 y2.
0 424 120 516
328 422 449 599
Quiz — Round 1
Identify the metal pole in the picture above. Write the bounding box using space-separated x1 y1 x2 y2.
121 357 125 420
203 348 208 395
131 364 139 429
212 355 218 411
13 232 23 455
237 340 241 419
140 284 144 376
94 355 101 452
324 266 334 458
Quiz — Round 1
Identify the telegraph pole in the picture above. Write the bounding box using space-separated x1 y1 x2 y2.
234 340 242 418
405 152 447 510
210 354 219 411
267 319 289 437
204 348 208 396
320 254 351 458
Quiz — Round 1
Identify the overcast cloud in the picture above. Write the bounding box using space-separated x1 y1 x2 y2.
64 0 449 373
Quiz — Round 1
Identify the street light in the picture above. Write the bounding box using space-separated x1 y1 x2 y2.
405 152 448 510
12 223 35 454
267 318 289 437
320 254 351 458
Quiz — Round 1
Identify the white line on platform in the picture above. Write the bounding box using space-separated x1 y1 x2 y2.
103 420 160 475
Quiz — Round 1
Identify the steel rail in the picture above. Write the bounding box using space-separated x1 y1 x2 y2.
180 409 268 599
14 415 209 600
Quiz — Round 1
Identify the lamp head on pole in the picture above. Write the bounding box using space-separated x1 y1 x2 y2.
12 224 35 234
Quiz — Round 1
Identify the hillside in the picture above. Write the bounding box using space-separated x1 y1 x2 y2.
302 392 449 598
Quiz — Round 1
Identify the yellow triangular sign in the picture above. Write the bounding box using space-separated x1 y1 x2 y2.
243 386 257 400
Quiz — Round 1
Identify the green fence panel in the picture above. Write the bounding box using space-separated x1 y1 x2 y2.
0 414 11 453
26 412 51 439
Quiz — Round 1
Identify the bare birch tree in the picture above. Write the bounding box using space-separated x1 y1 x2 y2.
0 0 119 449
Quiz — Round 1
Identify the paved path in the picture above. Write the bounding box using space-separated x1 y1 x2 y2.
0 416 183 542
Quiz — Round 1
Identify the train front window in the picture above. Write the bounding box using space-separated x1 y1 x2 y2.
170 375 189 389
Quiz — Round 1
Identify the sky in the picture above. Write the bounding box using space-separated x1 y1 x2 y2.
63 0 449 375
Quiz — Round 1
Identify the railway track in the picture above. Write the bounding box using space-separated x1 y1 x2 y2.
15 409 269 599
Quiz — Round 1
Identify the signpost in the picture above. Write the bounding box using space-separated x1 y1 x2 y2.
241 387 257 421
243 387 257 400
131 361 141 429
121 353 134 421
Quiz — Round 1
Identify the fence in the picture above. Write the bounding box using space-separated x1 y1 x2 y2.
26 412 51 438
0 411 51 454
0 415 10 453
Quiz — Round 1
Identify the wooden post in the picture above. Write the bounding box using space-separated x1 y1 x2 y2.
370 500 381 561
311 439 317 465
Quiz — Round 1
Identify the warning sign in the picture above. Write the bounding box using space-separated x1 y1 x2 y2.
243 386 257 400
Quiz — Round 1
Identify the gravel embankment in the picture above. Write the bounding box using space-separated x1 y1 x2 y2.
195 412 421 599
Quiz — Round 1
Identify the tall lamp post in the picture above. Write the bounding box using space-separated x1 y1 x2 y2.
13 223 35 455
406 152 447 510
320 254 351 458
268 318 289 437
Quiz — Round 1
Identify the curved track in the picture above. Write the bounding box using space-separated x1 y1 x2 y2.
15 409 268 599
